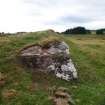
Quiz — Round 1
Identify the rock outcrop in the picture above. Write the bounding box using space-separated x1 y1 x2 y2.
19 40 77 81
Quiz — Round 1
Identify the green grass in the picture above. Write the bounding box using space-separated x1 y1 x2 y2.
0 32 105 105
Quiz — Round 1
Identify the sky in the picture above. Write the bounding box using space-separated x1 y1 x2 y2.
0 0 105 32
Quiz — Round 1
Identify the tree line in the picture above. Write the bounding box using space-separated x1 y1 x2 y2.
62 27 105 35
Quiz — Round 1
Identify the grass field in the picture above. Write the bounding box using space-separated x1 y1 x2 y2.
0 32 105 105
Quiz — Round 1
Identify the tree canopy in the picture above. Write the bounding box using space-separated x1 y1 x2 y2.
62 27 89 34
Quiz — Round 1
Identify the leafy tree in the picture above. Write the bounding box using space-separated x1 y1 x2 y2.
96 29 105 35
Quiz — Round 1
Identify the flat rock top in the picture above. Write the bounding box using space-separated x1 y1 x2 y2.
20 40 69 57
21 46 43 56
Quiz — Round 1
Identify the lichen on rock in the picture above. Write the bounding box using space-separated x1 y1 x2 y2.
19 39 78 81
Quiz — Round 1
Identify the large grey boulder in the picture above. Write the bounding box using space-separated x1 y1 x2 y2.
19 40 78 81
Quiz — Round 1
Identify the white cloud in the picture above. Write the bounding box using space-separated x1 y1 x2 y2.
0 0 105 32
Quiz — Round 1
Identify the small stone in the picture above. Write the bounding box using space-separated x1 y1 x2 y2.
0 72 6 87
48 87 75 105
2 89 17 99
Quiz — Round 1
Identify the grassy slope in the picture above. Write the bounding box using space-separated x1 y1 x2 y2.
0 32 105 105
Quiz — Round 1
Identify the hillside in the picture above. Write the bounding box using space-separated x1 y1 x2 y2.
0 31 105 105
